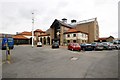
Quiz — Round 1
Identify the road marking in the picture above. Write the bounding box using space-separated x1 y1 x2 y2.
70 57 78 61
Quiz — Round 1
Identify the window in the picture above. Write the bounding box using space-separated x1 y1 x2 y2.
82 40 84 43
67 40 70 43
82 34 84 37
73 34 76 37
73 40 76 43
84 34 86 38
67 34 70 37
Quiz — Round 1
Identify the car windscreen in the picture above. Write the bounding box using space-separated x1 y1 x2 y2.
102 43 108 45
91 43 97 45
54 42 59 45
97 43 103 46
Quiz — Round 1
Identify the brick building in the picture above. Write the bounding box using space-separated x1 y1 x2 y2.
47 18 99 45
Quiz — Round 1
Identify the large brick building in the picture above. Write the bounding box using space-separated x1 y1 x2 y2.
74 18 99 43
47 18 99 45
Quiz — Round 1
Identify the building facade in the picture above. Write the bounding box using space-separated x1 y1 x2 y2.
74 18 99 43
47 18 99 45
13 18 99 46
13 31 32 45
64 28 88 44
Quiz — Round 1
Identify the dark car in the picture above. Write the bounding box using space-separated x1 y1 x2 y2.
68 43 81 51
80 43 93 51
52 42 59 48
91 42 104 50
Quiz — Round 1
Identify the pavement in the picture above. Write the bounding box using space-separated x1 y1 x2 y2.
2 45 118 78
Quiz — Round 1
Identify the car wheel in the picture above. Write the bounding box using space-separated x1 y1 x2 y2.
11 47 14 49
79 49 81 51
115 46 117 49
83 48 85 51
72 48 73 51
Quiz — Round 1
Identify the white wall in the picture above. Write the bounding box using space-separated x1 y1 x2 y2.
65 32 88 40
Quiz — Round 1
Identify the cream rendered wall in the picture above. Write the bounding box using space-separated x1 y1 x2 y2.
65 33 88 41
77 33 88 40
65 33 77 40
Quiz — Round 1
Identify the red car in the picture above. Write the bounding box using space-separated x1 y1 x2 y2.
68 43 81 51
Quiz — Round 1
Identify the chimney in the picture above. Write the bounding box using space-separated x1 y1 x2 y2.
16 32 20 35
71 19 77 23
62 18 67 23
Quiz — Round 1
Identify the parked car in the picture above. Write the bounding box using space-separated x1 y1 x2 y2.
113 40 120 49
52 42 59 48
91 42 104 50
102 42 115 50
80 43 93 51
102 42 114 50
109 42 116 49
68 43 81 51
37 42 42 47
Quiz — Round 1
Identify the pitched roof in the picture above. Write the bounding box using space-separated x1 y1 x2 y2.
13 35 29 39
38 33 50 37
18 31 32 36
50 19 73 29
98 36 114 40
57 20 73 28
98 37 108 40
51 18 97 29
34 29 45 33
64 28 88 34
75 18 97 25
65 28 79 33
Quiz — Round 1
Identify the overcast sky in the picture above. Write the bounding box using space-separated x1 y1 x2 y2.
0 0 119 38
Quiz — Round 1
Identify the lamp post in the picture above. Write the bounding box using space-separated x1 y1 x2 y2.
32 12 34 48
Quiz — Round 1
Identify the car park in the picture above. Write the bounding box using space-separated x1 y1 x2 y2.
80 43 93 51
37 42 42 47
52 42 59 48
68 43 81 51
91 42 104 50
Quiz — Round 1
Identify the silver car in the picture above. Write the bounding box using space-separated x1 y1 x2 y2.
91 42 104 50
102 42 114 50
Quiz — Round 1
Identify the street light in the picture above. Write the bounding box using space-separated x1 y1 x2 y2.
32 12 34 48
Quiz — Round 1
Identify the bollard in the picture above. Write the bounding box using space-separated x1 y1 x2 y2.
6 41 11 64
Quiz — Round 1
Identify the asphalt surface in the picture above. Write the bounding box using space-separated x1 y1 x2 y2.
2 45 118 78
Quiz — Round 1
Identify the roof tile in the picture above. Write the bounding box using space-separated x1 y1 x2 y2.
19 31 32 36
34 29 45 33
13 35 29 39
